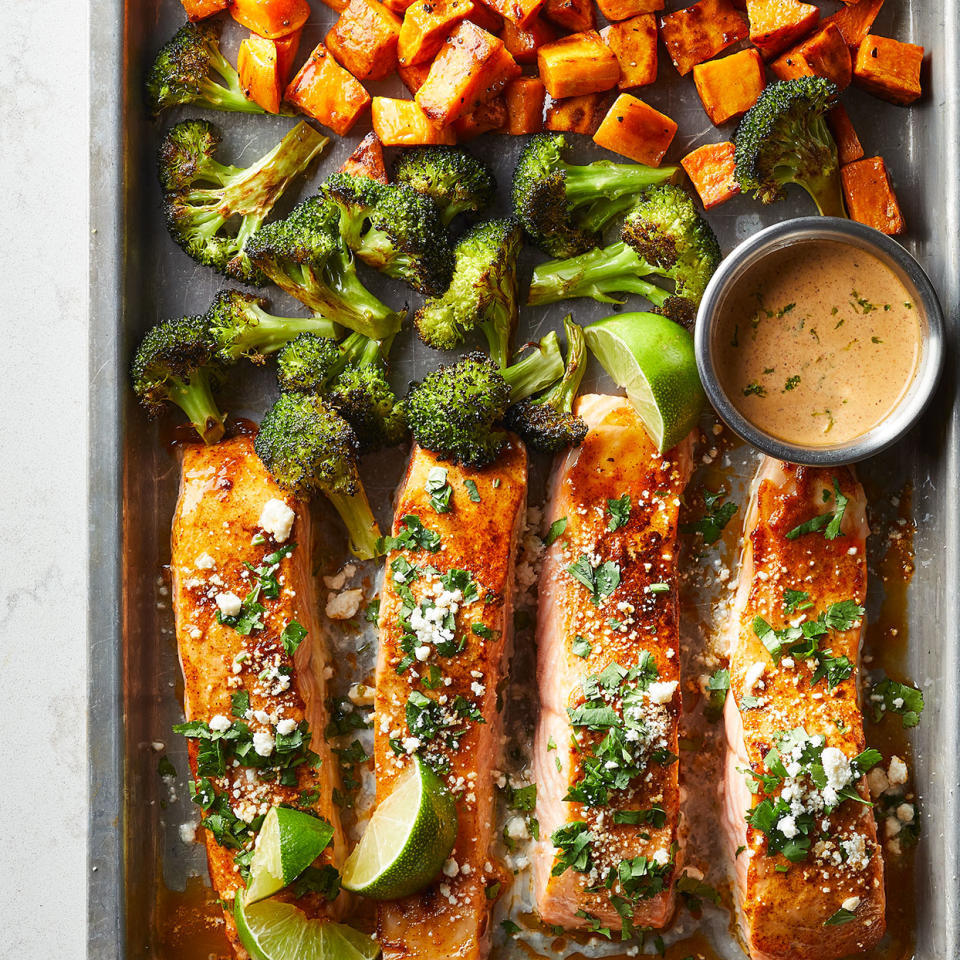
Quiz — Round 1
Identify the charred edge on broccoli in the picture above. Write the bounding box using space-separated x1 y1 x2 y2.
392 146 496 225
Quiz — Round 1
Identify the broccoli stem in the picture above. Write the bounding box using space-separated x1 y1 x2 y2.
503 332 565 402
229 314 339 359
544 316 587 412
562 161 678 211
325 488 383 560
200 50 272 114
167 369 225 444
576 194 644 235
799 169 847 218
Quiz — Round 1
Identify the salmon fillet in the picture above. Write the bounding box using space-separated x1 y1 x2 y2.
531 395 694 935
171 434 346 955
721 458 885 960
374 439 528 960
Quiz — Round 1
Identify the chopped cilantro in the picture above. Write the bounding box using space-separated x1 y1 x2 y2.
572 635 592 658
544 517 567 546
566 555 621 606
464 479 481 502
681 489 738 546
870 677 924 728
606 494 631 531
280 619 307 655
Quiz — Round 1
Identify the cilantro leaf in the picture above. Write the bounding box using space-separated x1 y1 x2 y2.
606 494 631 531
544 517 567 546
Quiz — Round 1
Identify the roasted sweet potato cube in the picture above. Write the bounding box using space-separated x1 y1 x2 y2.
372 96 458 143
693 47 764 124
593 93 677 165
238 35 282 113
854 34 923 105
546 92 614 134
468 2 505 32
659 0 748 76
453 96 508 138
476 0 543 27
398 62 433 92
500 17 557 63
319 0 348 13
771 23 852 89
841 156 904 234
596 0 663 23
827 104 864 164
824 0 884 48
538 31 620 98
285 43 371 134
745 0 819 58
399 0 477 64
231 0 311 38
340 132 389 182
542 0 595 33
681 141 740 208
274 30 303 81
326 0 403 80
181 0 231 20
503 76 546 133
415 21 506 123
601 15 658 88
381 0 417 14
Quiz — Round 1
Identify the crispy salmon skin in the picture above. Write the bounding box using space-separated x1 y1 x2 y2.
171 435 345 954
722 458 885 960
531 395 694 934
374 439 528 960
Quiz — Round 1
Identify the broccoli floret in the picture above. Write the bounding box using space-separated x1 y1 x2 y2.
160 119 326 284
401 334 564 467
130 313 225 444
512 134 681 259
254 392 382 559
527 184 720 326
276 333 344 393
392 146 496 225
414 219 521 367
504 316 588 452
246 196 405 340
734 77 846 217
146 20 270 116
324 173 454 296
204 290 338 365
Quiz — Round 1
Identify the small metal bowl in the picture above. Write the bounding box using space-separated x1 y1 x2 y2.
695 217 945 465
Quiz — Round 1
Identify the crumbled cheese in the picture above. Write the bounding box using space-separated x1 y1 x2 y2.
276 718 297 735
258 498 296 542
896 803 914 823
179 822 197 844
651 848 670 866
842 896 861 912
646 680 678 705
777 814 799 839
252 730 275 757
505 816 528 841
215 592 243 617
442 858 459 877
742 661 765 695
402 736 420 754
326 588 364 620
194 552 216 570
887 755 908 786
348 682 375 707
867 767 890 798
209 714 232 732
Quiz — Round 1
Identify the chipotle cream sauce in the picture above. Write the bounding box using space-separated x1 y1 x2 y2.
714 240 921 447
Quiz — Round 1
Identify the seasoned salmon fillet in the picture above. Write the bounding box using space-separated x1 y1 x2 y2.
531 395 694 934
374 439 528 960
171 434 346 954
721 458 885 960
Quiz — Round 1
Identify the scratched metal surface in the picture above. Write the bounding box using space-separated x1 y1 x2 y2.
87 0 959 957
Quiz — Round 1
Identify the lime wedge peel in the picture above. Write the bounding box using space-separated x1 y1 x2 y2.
341 754 458 900
584 311 705 453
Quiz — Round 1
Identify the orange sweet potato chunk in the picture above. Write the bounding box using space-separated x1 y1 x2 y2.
372 97 458 143
238 35 282 113
593 93 677 165
398 62 433 92
477 0 543 27
854 35 924 105
659 0 748 76
841 156 904 234
274 30 303 81
824 0 884 48
601 15 658 89
340 132 389 182
467 2 505 32
500 17 557 63
181 0 231 20
827 104 864 165
326 0 403 80
681 141 740 208
771 23 852 89
453 96 508 138
542 0 595 33
415 21 506 123
503 76 546 133
546 92 614 134
231 0 311 38
399 0 477 65
596 0 663 23
538 30 621 99
693 47 764 124
285 43 372 135
745 0 819 59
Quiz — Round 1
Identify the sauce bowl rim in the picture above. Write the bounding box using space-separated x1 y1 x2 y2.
694 216 945 466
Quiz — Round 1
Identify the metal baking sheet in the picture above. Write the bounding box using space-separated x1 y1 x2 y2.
88 0 960 957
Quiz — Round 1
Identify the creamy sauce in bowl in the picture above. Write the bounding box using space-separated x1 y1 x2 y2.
713 241 922 447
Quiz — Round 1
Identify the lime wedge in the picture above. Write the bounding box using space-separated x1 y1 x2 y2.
235 897 381 960
245 806 335 905
584 311 705 452
341 754 458 900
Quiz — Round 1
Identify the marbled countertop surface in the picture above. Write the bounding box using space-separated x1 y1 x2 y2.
0 2 88 957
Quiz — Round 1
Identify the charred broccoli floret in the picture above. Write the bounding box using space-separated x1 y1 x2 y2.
130 313 225 444
401 334 564 467
504 316 588 452
245 196 405 340
146 20 270 116
392 146 496 224
159 119 326 284
527 184 720 326
276 332 344 393
254 392 382 559
204 290 338 365
414 219 521 367
513 134 680 259
323 173 454 296
734 77 846 217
